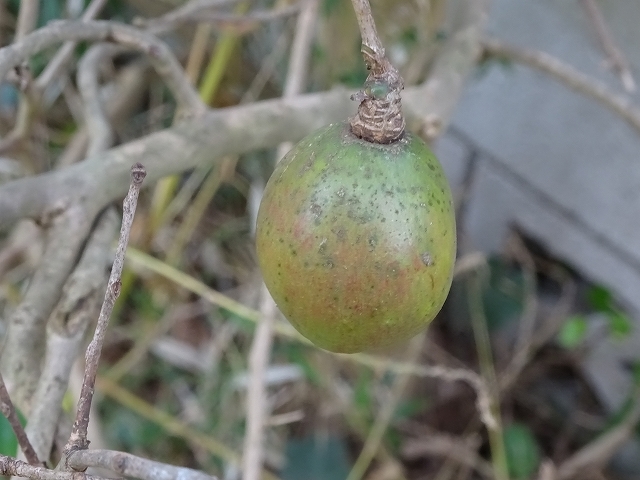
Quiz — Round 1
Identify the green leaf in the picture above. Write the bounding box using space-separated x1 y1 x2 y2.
557 315 588 349
587 285 612 312
608 311 632 339
504 423 540 479
0 409 25 458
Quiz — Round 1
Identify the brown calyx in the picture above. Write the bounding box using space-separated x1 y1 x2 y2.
349 48 405 145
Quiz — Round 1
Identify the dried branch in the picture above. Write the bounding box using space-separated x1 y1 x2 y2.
15 0 39 41
556 388 640 480
77 44 125 156
25 210 118 463
67 449 218 480
0 20 205 118
482 37 640 135
0 205 96 412
64 164 146 457
242 4 318 478
36 0 109 90
0 454 110 480
0 373 40 466
0 0 488 230
579 0 636 92
143 3 301 33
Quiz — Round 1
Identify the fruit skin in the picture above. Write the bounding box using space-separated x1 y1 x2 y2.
256 122 456 353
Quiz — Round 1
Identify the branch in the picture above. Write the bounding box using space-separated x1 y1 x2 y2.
0 373 40 466
0 0 488 231
579 0 636 92
409 0 491 141
76 44 125 156
0 20 205 118
24 210 118 463
556 388 640 480
0 204 96 411
482 37 640 135
67 449 218 480
0 455 110 480
63 164 146 458
14 0 39 41
35 0 109 90
242 2 318 479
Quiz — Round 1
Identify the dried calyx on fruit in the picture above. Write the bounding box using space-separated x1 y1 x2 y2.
255 0 456 353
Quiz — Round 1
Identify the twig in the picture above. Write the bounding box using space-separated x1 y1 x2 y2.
468 273 508 480
144 3 301 33
401 434 493 479
35 0 109 90
579 0 636 92
0 454 110 480
136 0 239 31
0 205 96 412
345 336 424 480
63 163 146 458
556 388 640 480
242 3 318 478
67 449 217 480
0 21 206 117
76 44 125 156
25 210 118 463
241 287 277 480
482 37 640 135
15 0 39 41
0 372 40 466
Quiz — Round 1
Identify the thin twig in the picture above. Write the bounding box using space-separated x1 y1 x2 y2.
579 0 636 92
76 43 125 156
67 449 218 480
0 21 206 117
63 163 146 458
144 3 301 33
0 372 40 466
482 38 640 135
346 336 424 480
349 0 384 61
242 3 318 478
25 210 118 463
15 0 39 41
556 388 640 480
35 0 109 90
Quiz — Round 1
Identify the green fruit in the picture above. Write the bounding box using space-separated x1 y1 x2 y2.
256 122 456 353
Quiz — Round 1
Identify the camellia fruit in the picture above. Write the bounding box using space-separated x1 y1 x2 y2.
256 122 456 353
255 2 456 353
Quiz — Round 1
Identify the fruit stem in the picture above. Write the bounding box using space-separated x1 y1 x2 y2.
349 0 406 144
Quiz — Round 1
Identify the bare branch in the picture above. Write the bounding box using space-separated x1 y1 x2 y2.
482 38 640 135
77 44 125 156
0 204 96 411
15 0 39 41
579 0 636 92
67 449 218 480
64 164 146 457
410 0 491 141
0 0 489 231
0 373 40 466
25 210 118 463
36 0 109 90
242 3 318 479
142 3 301 33
0 20 206 117
556 388 640 480
0 455 110 480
